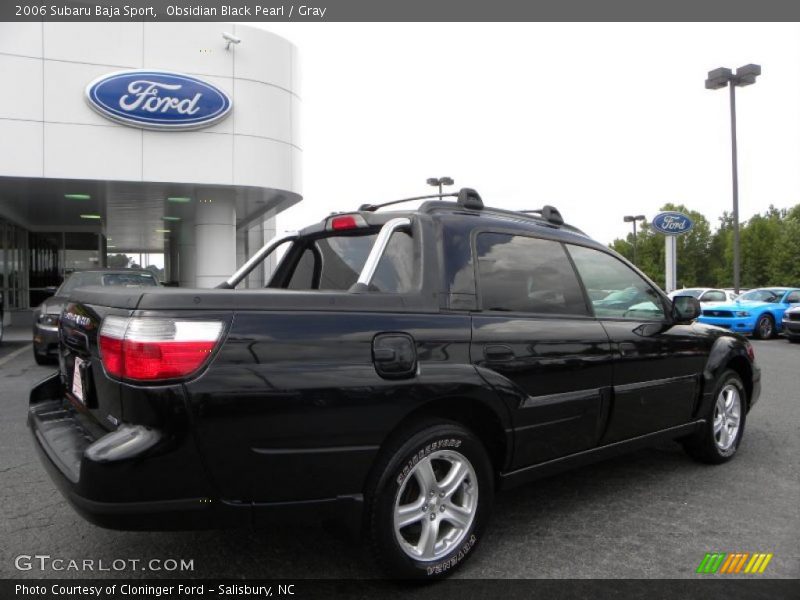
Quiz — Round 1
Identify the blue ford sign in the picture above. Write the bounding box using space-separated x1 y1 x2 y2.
85 70 232 130
652 211 694 235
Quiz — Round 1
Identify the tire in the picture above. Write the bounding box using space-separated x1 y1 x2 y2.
683 370 747 464
788 336 800 344
364 420 494 579
753 314 775 340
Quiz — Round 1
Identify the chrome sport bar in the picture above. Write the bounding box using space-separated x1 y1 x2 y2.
220 216 411 290
218 231 298 289
354 217 411 289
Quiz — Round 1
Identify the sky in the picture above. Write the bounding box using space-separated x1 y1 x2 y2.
256 23 800 245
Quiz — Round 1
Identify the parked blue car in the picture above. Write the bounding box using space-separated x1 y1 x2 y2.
696 287 800 339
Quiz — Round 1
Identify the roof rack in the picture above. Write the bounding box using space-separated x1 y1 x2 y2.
358 188 567 229
456 188 484 210
359 192 457 212
358 187 484 212
520 206 564 226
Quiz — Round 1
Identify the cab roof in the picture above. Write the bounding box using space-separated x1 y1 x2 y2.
303 187 589 241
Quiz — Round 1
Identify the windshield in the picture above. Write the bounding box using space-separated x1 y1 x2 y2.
739 289 781 303
599 288 640 303
58 271 157 295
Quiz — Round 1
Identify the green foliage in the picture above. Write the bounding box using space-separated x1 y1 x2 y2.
768 216 800 285
106 253 132 268
609 203 800 289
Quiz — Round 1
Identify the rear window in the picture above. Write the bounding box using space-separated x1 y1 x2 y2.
101 273 158 287
58 271 158 295
284 231 418 292
58 272 104 295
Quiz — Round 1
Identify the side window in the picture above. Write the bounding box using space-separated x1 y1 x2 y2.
703 290 726 302
475 233 589 316
567 245 667 320
785 291 800 304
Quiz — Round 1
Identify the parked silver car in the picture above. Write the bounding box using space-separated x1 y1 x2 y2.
782 305 800 343
32 269 159 364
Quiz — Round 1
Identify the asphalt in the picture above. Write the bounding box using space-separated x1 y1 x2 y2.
0 335 798 580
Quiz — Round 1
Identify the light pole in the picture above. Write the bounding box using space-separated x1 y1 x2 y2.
623 214 645 265
705 64 761 295
426 177 454 197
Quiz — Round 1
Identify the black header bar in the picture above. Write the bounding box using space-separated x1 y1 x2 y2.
2 579 799 600
3 0 800 22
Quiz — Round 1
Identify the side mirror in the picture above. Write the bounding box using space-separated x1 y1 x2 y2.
672 295 701 322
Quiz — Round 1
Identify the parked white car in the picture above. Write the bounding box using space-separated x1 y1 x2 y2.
668 288 737 304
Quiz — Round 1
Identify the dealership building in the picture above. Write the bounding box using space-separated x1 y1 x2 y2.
0 22 301 325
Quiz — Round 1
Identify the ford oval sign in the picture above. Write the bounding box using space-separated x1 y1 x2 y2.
85 70 232 130
652 211 694 235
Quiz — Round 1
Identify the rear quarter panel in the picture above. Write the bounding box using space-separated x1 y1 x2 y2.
186 311 511 503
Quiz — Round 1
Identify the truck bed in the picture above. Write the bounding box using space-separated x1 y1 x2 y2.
69 286 433 313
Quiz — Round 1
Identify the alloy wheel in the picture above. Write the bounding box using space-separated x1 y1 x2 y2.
713 384 742 451
393 450 478 561
757 316 773 339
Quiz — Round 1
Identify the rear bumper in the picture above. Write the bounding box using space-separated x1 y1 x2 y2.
32 324 59 355
781 319 800 338
28 373 363 531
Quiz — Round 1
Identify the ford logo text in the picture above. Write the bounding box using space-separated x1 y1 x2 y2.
85 70 232 130
652 211 694 235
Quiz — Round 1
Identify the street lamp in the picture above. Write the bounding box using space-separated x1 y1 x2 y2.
705 63 761 295
623 215 646 265
426 177 454 196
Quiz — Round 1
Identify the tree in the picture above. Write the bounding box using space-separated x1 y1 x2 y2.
739 207 783 288
610 203 800 290
610 221 664 286
106 253 132 268
767 210 800 286
145 264 165 282
708 212 734 287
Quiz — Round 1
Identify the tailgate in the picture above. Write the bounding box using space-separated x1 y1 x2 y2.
59 300 131 432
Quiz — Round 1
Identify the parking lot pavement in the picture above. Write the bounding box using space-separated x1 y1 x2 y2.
0 342 29 364
0 340 798 580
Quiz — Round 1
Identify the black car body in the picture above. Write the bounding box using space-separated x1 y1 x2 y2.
29 190 761 578
32 269 159 364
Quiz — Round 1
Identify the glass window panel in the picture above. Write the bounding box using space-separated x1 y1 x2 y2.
475 233 589 316
567 244 666 320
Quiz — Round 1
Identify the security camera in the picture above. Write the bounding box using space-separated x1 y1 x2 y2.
222 32 241 50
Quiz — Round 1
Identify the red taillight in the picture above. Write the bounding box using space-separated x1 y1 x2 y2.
328 214 367 231
746 342 755 362
98 315 127 378
99 317 223 382
99 335 124 377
